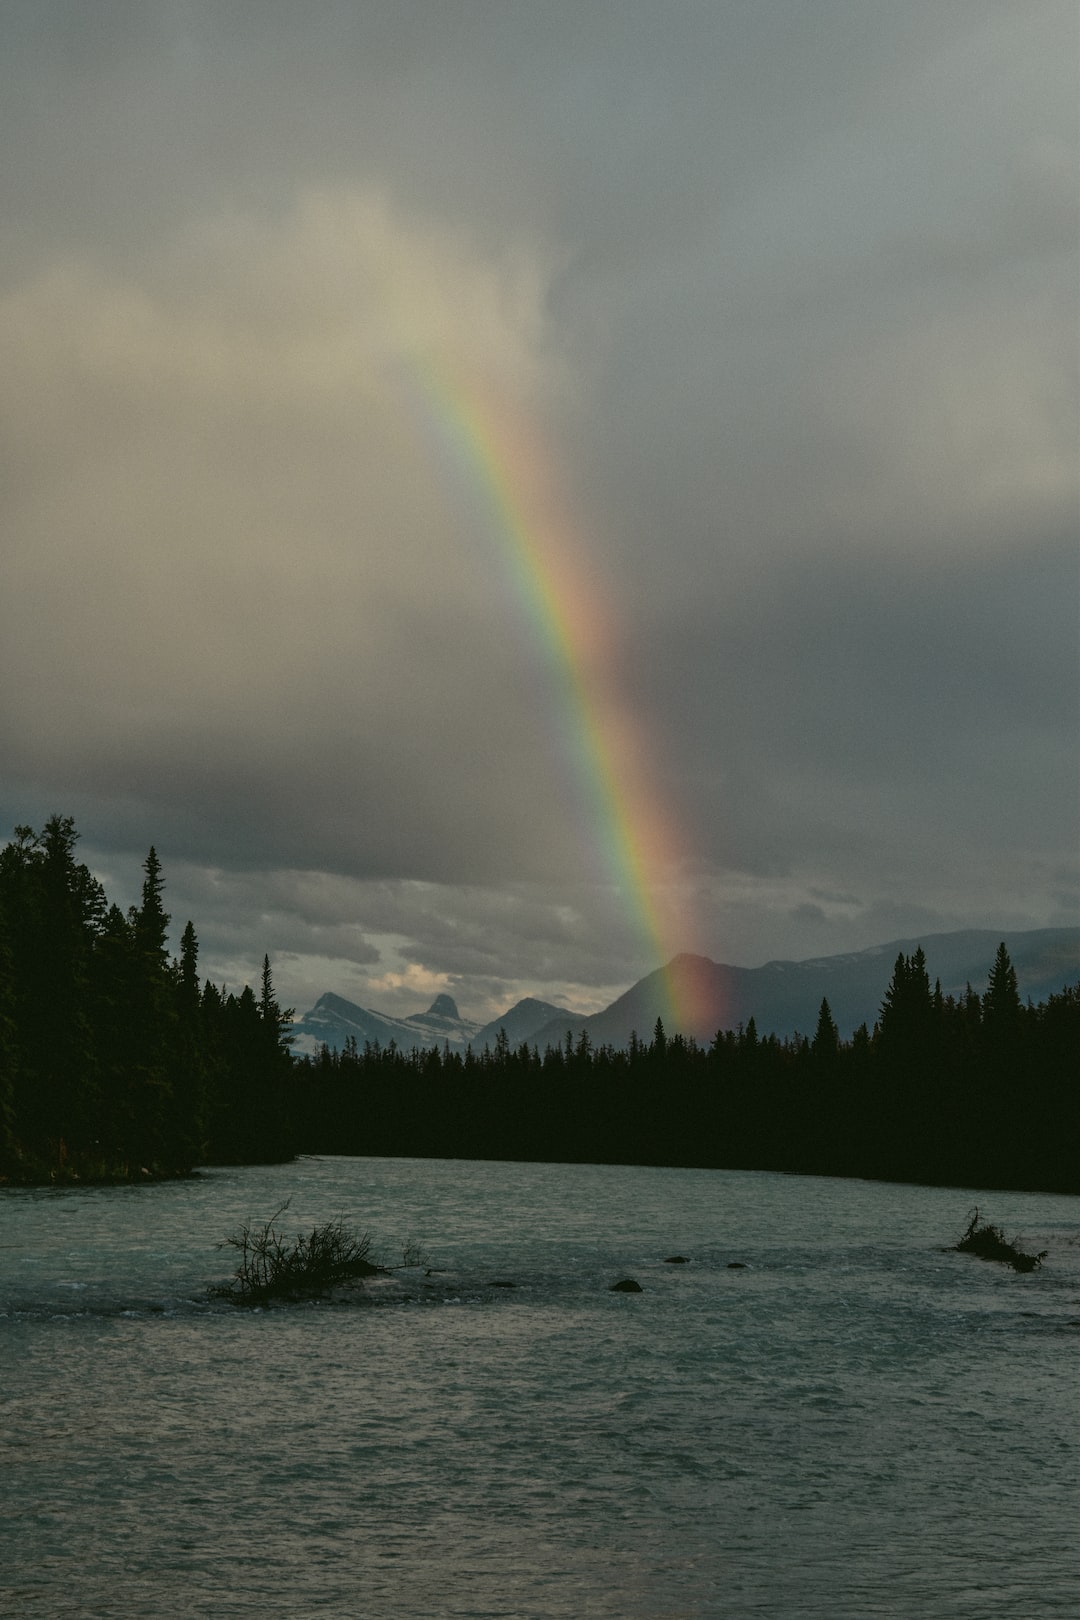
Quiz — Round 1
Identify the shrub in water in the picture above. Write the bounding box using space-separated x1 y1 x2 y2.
952 1207 1046 1273
210 1201 382 1304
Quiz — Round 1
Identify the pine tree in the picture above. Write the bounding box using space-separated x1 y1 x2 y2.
123 846 177 1167
878 948 935 1056
178 921 200 1017
811 997 840 1061
91 902 137 1163
972 941 1028 1183
982 941 1021 1028
0 891 17 1153
168 921 208 1167
207 963 295 1165
33 817 104 1154
873 947 942 1179
134 847 169 969
258 954 293 1051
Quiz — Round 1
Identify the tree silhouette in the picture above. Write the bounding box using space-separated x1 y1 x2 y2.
982 941 1021 1028
2 826 1078 1195
811 997 840 1061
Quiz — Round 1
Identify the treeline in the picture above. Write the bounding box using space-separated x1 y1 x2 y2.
2 815 1077 1193
0 816 294 1182
295 944 1080 1193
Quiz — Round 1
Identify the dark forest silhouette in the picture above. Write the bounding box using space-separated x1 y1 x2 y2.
1 817 1077 1191
296 941 1079 1192
0 816 293 1181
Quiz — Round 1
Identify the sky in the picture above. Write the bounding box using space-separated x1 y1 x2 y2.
1 1 1077 1025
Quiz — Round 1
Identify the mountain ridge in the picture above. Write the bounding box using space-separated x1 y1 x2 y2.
526 927 1080 1051
290 926 1080 1057
289 990 482 1057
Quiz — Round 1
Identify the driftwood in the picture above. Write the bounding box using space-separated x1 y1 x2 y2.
952 1207 1046 1273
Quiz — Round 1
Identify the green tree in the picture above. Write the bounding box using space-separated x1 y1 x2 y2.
874 947 941 1179
134 847 169 969
739 1016 759 1052
166 920 209 1166
23 817 104 1155
258 953 294 1052
811 997 840 1061
982 941 1021 1028
178 922 201 1018
90 902 137 1162
0 891 17 1153
122 846 178 1167
970 941 1028 1184
207 962 295 1165
878 948 934 1051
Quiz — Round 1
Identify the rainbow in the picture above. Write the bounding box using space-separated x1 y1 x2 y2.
388 349 713 1035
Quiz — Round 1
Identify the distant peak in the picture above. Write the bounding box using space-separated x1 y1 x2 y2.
316 990 363 1015
426 993 460 1019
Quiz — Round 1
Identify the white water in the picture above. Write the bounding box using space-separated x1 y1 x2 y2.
2 1157 1078 1617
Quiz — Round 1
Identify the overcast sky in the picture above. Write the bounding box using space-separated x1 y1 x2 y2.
2 2 1077 1023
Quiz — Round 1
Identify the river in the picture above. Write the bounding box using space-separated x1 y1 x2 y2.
2 1156 1078 1616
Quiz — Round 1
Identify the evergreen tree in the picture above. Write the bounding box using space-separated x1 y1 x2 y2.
24 817 104 1154
973 941 1027 1183
0 890 17 1152
122 846 177 1167
258 953 293 1050
878 948 934 1051
208 963 295 1164
0 815 305 1180
134 847 169 970
982 941 1021 1028
811 997 840 1061
168 921 209 1166
873 948 941 1177
91 902 138 1162
178 921 201 1017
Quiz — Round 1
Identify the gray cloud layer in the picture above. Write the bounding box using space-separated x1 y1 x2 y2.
1 3 1076 1020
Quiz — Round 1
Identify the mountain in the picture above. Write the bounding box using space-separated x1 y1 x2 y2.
471 997 576 1051
525 927 1080 1051
289 990 481 1057
291 989 575 1058
290 927 1079 1059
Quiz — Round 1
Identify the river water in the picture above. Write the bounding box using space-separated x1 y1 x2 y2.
2 1156 1078 1617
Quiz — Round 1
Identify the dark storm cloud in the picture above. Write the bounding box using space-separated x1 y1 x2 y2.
0 2 1075 1017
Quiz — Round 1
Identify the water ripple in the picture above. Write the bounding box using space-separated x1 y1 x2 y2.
2 1159 1079 1617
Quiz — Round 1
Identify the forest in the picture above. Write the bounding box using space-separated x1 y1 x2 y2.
0 816 294 1182
1 816 1077 1192
297 949 1079 1193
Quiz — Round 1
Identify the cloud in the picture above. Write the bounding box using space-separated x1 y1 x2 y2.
0 4 1075 1023
73 841 646 1022
0 191 596 893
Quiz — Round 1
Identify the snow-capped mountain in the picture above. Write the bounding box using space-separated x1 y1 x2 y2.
289 928 1079 1058
289 990 482 1057
289 989 577 1058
